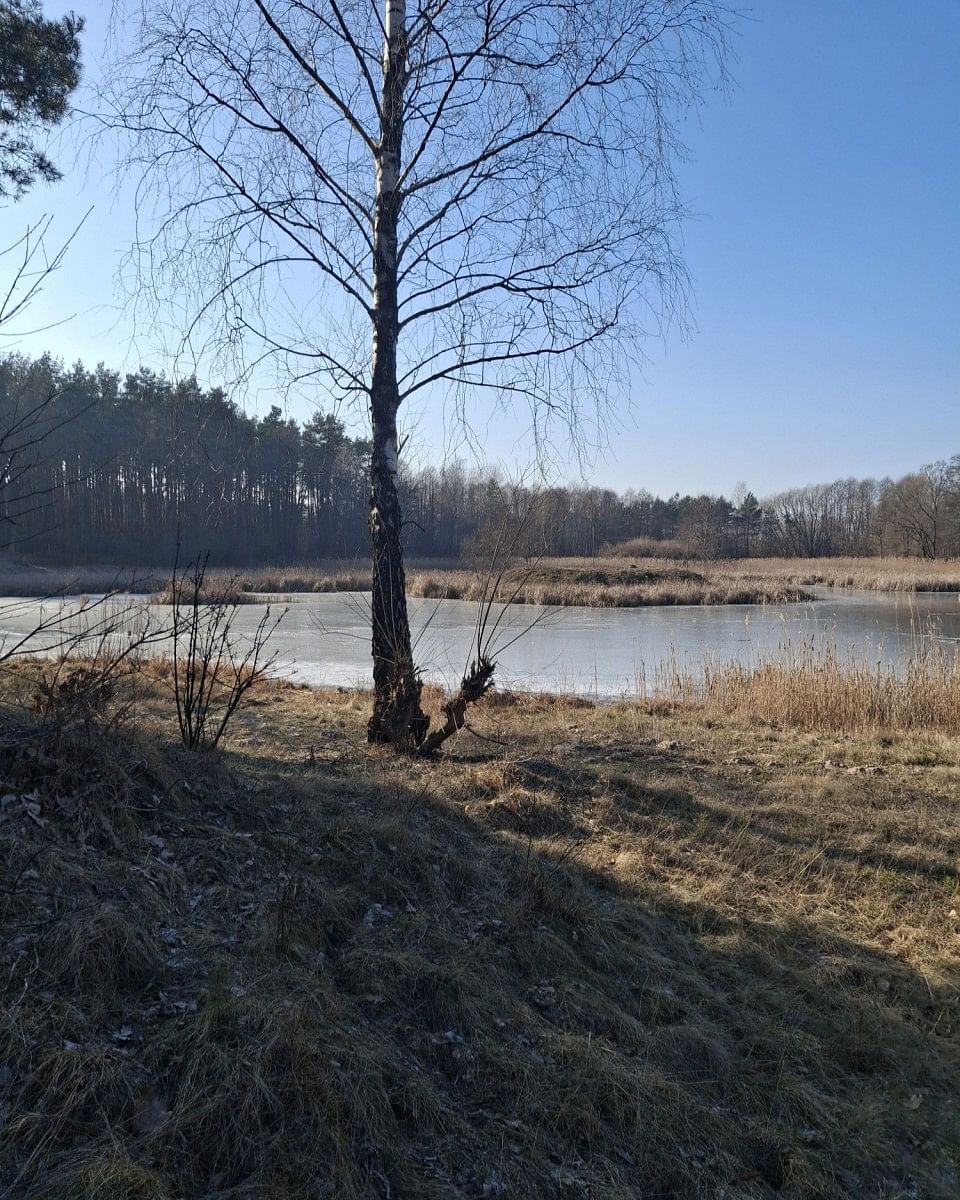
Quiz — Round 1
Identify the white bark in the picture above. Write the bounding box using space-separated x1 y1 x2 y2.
376 0 405 260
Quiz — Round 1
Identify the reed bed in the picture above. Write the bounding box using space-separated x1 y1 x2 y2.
220 566 373 594
199 561 806 606
1 554 957 607
408 565 810 607
231 555 957 605
0 559 813 606
601 551 960 594
724 556 960 593
601 535 692 558
149 582 287 606
659 644 960 734
0 565 163 596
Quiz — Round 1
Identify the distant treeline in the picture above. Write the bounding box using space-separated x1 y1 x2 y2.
1 354 957 563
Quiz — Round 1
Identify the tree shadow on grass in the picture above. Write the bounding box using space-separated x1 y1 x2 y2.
1 712 958 1199
224 732 960 1199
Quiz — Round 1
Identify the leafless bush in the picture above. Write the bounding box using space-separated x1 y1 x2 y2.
31 660 123 728
20 596 155 726
0 604 166 842
418 499 555 756
169 553 284 752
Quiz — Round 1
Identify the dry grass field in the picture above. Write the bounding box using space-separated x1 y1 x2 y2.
710 555 960 593
1 661 958 1197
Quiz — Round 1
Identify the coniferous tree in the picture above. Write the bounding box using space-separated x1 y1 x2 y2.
0 0 83 197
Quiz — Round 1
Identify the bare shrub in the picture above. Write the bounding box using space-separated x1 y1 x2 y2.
25 603 157 731
0 610 168 846
168 553 284 752
418 502 555 756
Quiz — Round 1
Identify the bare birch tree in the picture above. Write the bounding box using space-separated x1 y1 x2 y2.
101 0 731 749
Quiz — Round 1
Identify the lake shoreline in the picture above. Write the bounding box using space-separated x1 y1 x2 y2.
4 553 960 607
2 583 958 699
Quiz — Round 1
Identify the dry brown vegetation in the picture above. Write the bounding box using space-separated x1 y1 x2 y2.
0 565 163 597
406 561 813 607
601 536 696 559
602 550 960 594
149 583 266 606
1 554 959 608
405 553 960 605
712 556 960 593
212 559 813 607
175 556 960 608
659 646 960 736
1 662 958 1198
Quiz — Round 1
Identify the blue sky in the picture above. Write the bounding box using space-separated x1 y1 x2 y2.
3 0 959 498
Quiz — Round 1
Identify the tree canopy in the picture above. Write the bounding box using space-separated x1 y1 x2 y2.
0 0 83 198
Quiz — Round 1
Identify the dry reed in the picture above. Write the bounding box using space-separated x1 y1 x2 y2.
718 555 960 593
206 556 960 606
1 554 958 609
659 643 960 734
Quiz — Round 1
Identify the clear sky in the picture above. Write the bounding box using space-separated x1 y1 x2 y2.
3 0 959 498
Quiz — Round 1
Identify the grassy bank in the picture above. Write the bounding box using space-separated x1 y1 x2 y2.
0 555 958 606
1 664 958 1197
209 558 814 607
0 564 164 597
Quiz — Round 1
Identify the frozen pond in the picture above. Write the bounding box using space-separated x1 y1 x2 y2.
2 588 959 699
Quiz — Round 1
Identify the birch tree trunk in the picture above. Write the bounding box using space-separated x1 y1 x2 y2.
109 0 732 747
367 0 426 748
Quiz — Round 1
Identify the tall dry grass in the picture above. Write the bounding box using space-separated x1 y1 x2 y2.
231 555 959 605
408 561 811 607
197 560 810 606
602 551 960 594
724 556 960 593
0 565 163 596
1 553 957 607
2 669 957 1197
658 643 960 734
601 535 693 559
